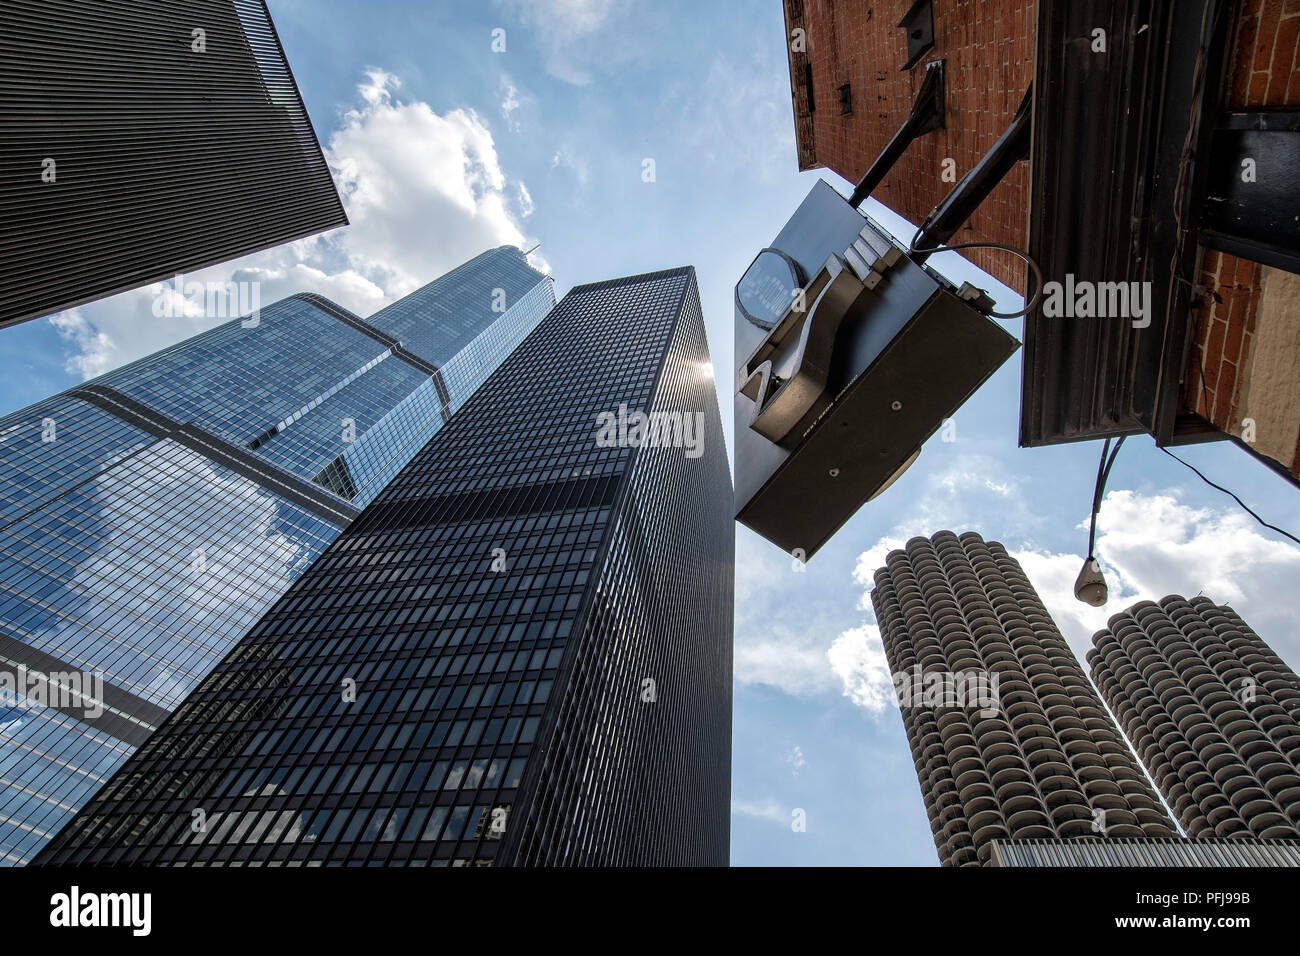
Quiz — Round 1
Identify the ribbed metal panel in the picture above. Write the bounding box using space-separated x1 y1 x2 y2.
991 836 1300 867
0 0 347 329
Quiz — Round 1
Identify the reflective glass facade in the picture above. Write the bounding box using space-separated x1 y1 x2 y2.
35 267 733 867
0 246 553 864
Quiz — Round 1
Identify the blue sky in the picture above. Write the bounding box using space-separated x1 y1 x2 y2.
4 0 1299 866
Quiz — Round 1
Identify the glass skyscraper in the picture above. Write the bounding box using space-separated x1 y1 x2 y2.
35 266 734 867
0 246 554 864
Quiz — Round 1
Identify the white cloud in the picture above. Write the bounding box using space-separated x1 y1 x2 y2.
817 454 1048 712
735 454 1041 710
517 182 534 217
493 0 619 85
1008 548 1137 659
48 310 115 380
785 745 806 777
549 144 590 189
49 69 539 380
841 453 1038 612
1016 489 1300 664
827 623 895 714
851 536 908 594
911 452 1033 531
325 70 529 297
840 487 1300 714
731 797 790 825
668 55 796 182
499 75 522 132
734 621 843 698
523 246 552 277
356 67 399 106
734 531 845 698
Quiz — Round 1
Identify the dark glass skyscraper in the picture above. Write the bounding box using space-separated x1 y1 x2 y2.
1089 596 1300 840
870 531 1177 866
0 0 348 329
0 247 552 864
35 266 733 868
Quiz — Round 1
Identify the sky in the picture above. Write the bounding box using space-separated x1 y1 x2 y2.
3 0 1299 866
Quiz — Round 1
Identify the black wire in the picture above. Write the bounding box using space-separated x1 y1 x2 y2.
1087 436 1126 557
1160 447 1300 547
1101 436 1126 494
906 224 1044 319
1087 439 1111 557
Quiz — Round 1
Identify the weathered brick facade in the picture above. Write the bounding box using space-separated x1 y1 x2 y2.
783 0 1034 289
782 1 1299 480
1188 250 1260 435
1188 0 1300 479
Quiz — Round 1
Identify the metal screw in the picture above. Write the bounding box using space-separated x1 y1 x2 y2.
891 400 902 411
828 468 840 478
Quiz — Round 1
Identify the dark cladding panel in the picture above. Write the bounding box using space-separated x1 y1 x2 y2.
0 0 348 329
503 275 733 866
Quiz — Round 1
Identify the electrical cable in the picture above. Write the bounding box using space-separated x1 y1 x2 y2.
1087 436 1126 556
906 224 1044 319
1160 446 1300 547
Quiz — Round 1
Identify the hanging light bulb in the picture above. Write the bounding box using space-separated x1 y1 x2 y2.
1074 556 1108 607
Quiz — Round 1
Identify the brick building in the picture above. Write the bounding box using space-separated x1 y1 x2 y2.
783 0 1033 290
781 0 1300 483
1187 0 1300 480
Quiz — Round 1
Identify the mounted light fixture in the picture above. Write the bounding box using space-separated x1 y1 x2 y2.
733 181 1018 559
733 76 1034 561
1074 557 1108 607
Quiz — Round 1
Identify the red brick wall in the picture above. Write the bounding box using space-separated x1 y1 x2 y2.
1186 0 1300 477
1186 250 1260 432
1225 0 1300 106
790 0 1035 290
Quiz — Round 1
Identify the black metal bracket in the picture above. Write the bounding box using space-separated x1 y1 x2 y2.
910 83 1033 261
847 59 946 208
898 0 936 70
1200 110 1300 276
